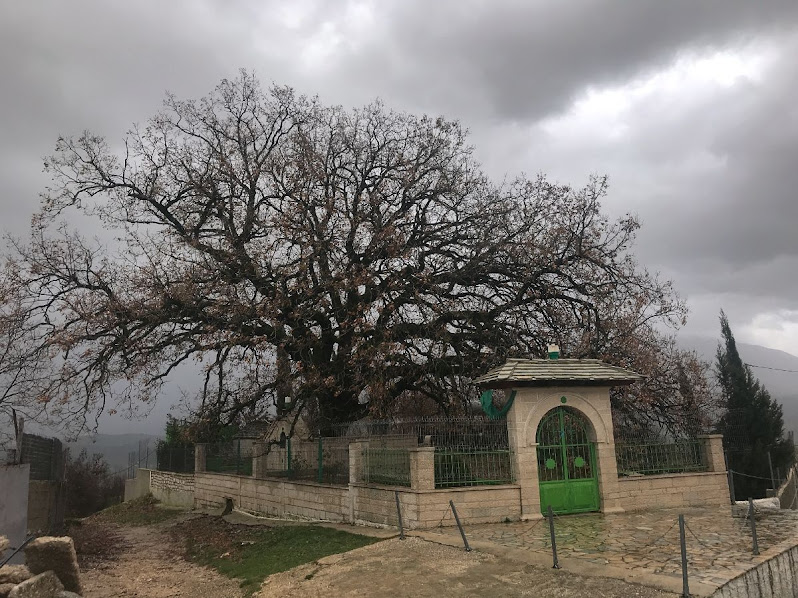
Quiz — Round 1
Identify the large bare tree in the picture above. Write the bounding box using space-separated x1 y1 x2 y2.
11 71 710 433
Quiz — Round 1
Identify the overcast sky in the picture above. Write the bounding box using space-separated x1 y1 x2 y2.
2 1 798 433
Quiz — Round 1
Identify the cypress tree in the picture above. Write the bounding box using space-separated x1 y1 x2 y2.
716 310 794 499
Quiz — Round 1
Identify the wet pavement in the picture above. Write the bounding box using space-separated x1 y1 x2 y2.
427 507 798 591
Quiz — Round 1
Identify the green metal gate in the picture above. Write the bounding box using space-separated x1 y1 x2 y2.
537 407 600 515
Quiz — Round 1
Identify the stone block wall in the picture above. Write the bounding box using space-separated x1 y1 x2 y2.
150 470 195 508
124 469 151 502
712 543 798 598
615 472 730 510
415 486 522 527
26 481 60 533
194 472 351 522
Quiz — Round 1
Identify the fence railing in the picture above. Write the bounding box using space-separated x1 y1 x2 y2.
435 448 514 488
615 440 707 477
254 437 350 485
205 441 253 476
361 447 411 487
156 444 195 474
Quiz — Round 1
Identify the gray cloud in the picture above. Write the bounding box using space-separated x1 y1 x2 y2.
322 0 798 121
2 0 798 431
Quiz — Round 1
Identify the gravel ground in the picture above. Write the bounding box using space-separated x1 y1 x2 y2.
80 522 243 598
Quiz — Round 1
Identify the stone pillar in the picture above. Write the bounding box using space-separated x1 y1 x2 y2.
515 445 541 519
596 441 623 513
194 444 206 473
409 447 435 491
348 441 368 484
698 434 726 472
252 441 267 478
505 388 542 519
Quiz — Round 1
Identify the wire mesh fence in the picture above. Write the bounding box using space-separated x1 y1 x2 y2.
155 443 195 474
198 416 513 488
615 439 707 476
253 437 350 485
205 441 253 476
435 448 514 488
331 416 513 488
362 447 411 487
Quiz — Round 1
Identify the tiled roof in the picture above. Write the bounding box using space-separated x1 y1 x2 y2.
474 358 642 387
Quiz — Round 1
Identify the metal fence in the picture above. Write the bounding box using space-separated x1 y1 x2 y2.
20 434 65 481
156 443 195 474
205 441 253 476
331 416 513 489
435 448 514 488
255 437 350 485
361 447 411 487
615 439 707 476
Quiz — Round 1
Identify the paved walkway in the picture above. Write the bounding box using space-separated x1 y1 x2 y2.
424 507 798 594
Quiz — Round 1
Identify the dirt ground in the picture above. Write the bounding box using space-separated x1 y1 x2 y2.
79 521 243 598
76 515 676 598
255 536 675 598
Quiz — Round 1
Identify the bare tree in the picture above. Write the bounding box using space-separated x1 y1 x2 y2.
12 71 706 432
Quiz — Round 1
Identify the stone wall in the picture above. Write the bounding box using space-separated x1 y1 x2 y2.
150 470 195 508
124 469 151 502
0 464 30 564
27 481 61 533
712 543 798 598
616 472 731 511
193 471 521 529
194 472 350 522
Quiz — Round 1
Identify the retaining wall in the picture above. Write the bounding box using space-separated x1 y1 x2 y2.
124 469 151 502
712 543 798 598
616 472 730 511
150 470 195 508
193 471 522 528
27 480 60 533
0 464 30 564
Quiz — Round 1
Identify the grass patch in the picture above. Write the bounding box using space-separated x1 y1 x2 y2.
172 516 379 595
93 495 185 527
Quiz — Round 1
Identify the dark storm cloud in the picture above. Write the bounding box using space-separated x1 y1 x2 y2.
326 0 798 121
628 36 798 304
1 0 798 432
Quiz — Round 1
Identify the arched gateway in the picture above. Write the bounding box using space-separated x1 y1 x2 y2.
537 406 599 514
475 351 642 519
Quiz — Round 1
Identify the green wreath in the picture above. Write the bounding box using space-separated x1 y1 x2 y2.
479 389 517 420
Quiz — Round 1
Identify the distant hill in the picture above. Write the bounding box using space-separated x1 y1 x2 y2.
680 335 798 435
65 433 162 473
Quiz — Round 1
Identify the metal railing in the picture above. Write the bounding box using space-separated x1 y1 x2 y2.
254 437 350 485
435 448 514 488
156 444 194 474
361 447 411 487
329 416 513 489
615 440 707 476
205 441 253 476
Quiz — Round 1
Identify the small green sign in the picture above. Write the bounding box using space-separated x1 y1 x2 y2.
560 396 567 404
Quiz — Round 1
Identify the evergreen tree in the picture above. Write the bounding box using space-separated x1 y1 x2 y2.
716 310 794 499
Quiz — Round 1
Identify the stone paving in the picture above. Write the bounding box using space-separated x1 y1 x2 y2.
429 507 798 591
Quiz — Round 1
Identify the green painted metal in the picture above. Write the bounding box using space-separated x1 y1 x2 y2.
537 407 600 515
479 389 517 419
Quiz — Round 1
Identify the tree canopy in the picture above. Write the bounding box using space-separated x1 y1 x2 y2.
5 72 712 434
715 310 794 498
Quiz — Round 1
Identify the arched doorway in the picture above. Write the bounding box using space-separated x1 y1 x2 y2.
536 406 600 514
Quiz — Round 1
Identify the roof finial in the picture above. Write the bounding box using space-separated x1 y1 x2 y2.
547 344 560 360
